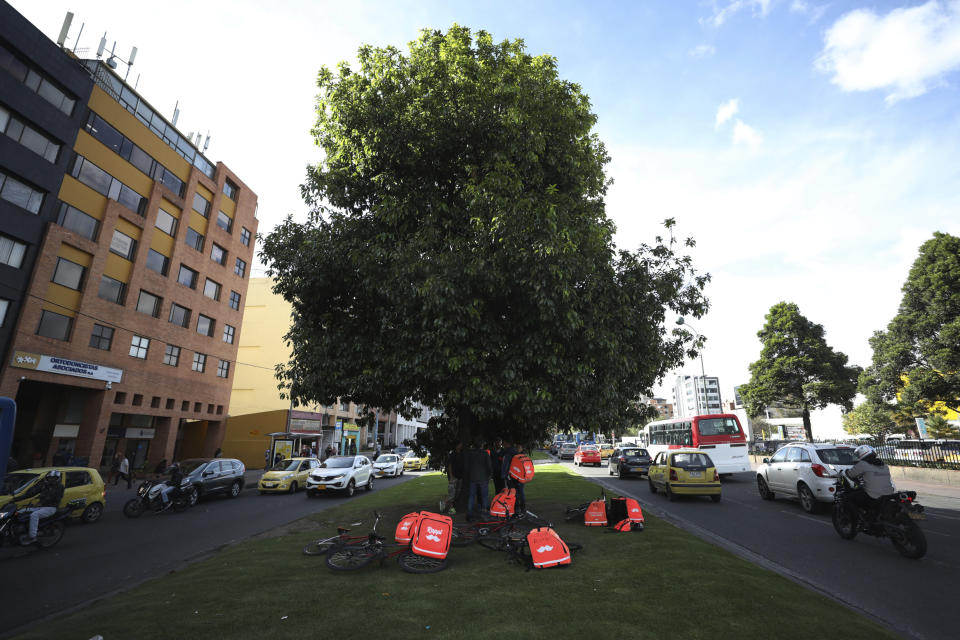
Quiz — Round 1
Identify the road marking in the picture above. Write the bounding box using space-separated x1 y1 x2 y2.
781 511 831 525
720 497 758 510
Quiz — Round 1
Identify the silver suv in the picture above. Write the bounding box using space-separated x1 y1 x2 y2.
755 443 857 513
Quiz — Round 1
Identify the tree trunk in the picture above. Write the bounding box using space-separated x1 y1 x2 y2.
453 408 479 516
802 408 813 442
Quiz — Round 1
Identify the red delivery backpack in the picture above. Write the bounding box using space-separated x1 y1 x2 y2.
609 496 644 524
613 518 645 532
395 511 421 544
526 527 571 568
509 454 535 484
411 511 453 559
489 488 517 518
584 499 607 526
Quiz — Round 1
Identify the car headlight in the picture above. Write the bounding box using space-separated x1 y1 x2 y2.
282 474 295 480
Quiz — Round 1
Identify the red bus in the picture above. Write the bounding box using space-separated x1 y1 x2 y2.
641 414 750 474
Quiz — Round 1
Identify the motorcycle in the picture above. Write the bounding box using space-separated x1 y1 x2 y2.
123 479 191 517
0 499 80 549
831 470 927 559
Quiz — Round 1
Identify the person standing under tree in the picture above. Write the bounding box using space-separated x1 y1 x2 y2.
465 441 491 521
441 442 464 515
501 441 526 513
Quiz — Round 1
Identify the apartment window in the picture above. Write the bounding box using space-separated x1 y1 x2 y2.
168 303 191 328
216 360 230 378
216 211 232 233
196 314 215 337
228 290 241 310
185 228 204 252
0 44 76 114
163 344 180 367
84 113 185 197
36 310 72 340
240 227 251 247
89 324 114 350
132 394 143 407
340 401 349 411
70 156 146 216
165 398 175 410
136 290 162 317
0 234 27 268
97 275 126 304
203 278 221 301
115 392 127 405
151 396 161 409
222 179 238 200
57 203 99 241
222 324 235 344
109 230 137 260
129 335 150 359
0 299 8 327
1 105 60 162
155 207 178 237
210 243 227 266
194 402 202 413
234 257 246 278
51 257 85 290
181 400 189 411
192 352 206 372
177 264 198 289
0 169 44 214
192 193 211 217
216 405 223 415
144 249 169 276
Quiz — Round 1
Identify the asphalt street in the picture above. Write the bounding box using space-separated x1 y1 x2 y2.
564 456 960 640
0 469 416 637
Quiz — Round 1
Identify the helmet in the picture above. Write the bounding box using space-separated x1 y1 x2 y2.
853 444 875 460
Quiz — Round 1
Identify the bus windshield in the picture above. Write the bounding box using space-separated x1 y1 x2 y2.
696 418 741 437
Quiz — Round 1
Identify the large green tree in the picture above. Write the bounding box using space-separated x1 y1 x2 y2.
841 401 897 443
740 302 860 441
861 232 960 414
260 26 708 451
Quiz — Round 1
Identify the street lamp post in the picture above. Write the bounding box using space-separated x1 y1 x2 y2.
677 318 709 415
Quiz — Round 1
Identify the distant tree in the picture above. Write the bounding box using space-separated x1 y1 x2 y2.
842 401 897 443
261 25 709 455
862 232 960 414
925 414 960 440
740 302 860 441
749 416 774 439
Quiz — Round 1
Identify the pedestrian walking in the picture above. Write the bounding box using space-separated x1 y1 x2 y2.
264 449 271 470
109 452 120 484
501 441 525 512
465 441 491 521
374 442 382 461
441 442 464 515
116 454 131 489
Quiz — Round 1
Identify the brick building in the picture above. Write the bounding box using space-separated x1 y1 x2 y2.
0 5 257 474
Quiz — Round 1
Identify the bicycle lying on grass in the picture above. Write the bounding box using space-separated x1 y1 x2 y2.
451 507 554 547
476 520 583 569
325 511 448 574
303 522 370 556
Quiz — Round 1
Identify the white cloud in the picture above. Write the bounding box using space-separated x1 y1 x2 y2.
715 98 740 128
732 119 764 146
689 44 717 58
816 0 960 103
704 0 773 27
790 0 827 23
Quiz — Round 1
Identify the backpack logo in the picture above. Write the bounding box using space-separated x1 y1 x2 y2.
425 534 441 542
630 508 639 512
536 545 554 553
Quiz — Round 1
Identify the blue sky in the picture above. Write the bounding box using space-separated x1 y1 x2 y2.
13 0 960 436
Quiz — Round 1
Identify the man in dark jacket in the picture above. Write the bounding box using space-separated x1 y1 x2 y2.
161 463 184 509
491 441 505 495
465 443 492 521
16 470 64 544
441 443 464 515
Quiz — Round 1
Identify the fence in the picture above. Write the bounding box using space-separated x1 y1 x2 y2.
878 441 960 470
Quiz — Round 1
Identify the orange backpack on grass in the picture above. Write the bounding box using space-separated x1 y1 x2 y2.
489 488 517 518
395 511 421 544
526 527 572 568
509 454 535 483
410 511 453 560
609 496 644 526
584 499 608 526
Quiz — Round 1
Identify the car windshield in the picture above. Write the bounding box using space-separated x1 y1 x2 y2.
273 459 300 471
581 446 598 452
696 418 741 436
404 451 420 458
816 448 858 465
320 457 354 469
179 460 209 475
623 449 649 458
2 473 39 495
671 453 713 468
377 455 398 463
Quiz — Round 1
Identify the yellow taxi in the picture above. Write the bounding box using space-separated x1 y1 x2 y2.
0 467 106 523
647 450 721 502
598 442 615 459
402 450 430 471
258 457 320 494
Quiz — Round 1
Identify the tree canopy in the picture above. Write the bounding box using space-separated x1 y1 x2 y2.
841 401 896 443
860 232 960 415
260 25 708 450
740 302 860 441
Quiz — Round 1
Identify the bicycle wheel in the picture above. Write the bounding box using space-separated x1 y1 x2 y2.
477 535 508 551
304 536 339 556
450 524 478 547
325 543 378 571
397 551 447 574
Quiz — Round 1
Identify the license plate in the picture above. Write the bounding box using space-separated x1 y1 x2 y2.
908 511 925 520
687 471 702 478
317 485 326 490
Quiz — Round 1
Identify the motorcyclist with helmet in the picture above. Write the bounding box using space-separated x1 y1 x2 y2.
844 444 896 519
14 470 65 544
160 463 184 510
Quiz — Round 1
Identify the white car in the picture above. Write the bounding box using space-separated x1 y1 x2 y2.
305 455 374 497
755 443 858 513
372 454 404 478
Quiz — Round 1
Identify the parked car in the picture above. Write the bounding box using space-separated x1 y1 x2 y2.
558 442 577 460
372 454 404 478
402 450 430 471
0 467 106 523
258 457 319 494
306 455 374 497
755 443 857 513
574 445 602 467
648 449 721 502
608 447 652 479
598 443 615 459
178 458 246 505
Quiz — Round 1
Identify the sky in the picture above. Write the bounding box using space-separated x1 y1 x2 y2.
11 0 960 437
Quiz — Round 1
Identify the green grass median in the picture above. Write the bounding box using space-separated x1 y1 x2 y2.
19 465 896 640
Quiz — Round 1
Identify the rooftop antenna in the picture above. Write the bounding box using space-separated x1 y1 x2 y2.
56 12 73 47
173 101 181 127
124 46 137 81
96 33 106 59
203 131 210 152
72 22 85 53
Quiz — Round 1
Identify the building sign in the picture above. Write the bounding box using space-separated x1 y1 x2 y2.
289 418 322 432
125 428 155 439
11 351 123 383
